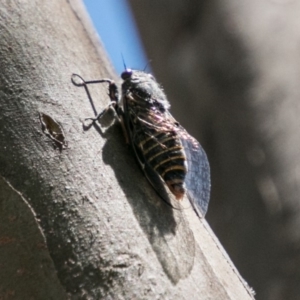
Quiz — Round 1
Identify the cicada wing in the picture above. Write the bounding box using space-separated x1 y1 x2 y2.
129 138 173 205
143 163 173 204
179 133 211 217
123 112 172 205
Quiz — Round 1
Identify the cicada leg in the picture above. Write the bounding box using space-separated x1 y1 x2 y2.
71 73 130 144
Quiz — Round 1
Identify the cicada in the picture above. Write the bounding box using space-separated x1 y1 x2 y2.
71 69 211 217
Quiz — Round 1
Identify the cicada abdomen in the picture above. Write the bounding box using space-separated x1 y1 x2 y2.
134 129 187 200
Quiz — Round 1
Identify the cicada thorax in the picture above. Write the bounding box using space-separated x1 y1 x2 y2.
125 89 188 200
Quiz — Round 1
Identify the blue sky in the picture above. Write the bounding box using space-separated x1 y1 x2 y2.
83 0 148 74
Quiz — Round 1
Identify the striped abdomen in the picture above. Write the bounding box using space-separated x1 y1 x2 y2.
137 130 187 199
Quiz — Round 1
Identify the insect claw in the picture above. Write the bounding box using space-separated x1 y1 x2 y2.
71 73 86 86
84 117 98 123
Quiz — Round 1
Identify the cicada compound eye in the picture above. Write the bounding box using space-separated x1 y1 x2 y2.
121 69 133 80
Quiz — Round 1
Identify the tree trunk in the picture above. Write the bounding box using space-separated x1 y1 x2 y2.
129 0 300 299
0 0 254 299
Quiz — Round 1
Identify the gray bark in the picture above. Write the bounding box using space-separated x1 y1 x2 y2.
0 0 254 299
129 0 300 299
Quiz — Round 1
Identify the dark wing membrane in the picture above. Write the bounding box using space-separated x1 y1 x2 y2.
122 108 172 205
179 131 211 217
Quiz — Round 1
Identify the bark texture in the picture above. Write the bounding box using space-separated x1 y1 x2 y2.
129 0 300 299
0 0 254 299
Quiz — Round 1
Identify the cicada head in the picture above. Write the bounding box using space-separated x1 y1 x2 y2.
121 69 170 111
